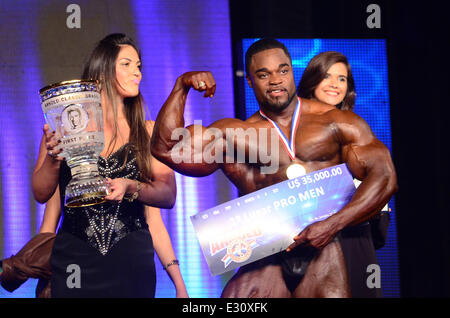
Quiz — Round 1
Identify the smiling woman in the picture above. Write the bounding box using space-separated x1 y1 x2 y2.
313 62 348 106
297 51 356 111
29 33 187 298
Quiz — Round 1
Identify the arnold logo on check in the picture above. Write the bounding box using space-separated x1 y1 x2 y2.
222 238 259 267
207 225 263 268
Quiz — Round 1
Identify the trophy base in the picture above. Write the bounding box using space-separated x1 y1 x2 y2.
65 176 110 208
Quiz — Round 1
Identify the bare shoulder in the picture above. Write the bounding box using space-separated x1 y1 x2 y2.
325 108 376 146
302 98 368 129
223 112 271 128
302 98 336 115
326 108 370 129
207 117 249 130
246 111 262 123
301 98 376 146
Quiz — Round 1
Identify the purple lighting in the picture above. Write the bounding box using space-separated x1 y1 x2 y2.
0 2 45 298
1 0 236 299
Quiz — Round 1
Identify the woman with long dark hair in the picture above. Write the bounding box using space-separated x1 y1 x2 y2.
32 33 186 297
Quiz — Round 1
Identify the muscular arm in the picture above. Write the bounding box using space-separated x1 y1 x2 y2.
288 110 397 250
151 71 231 177
331 110 398 228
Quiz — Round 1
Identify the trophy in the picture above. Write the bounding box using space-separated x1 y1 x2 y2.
39 79 109 207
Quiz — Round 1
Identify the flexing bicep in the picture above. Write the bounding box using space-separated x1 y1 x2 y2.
152 118 244 177
167 123 222 176
151 120 215 176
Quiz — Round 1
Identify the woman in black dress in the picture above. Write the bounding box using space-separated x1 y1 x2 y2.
32 33 185 297
297 51 388 297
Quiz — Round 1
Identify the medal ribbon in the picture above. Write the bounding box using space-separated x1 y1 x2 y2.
259 97 302 161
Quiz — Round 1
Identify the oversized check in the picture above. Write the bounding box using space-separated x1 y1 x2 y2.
190 164 356 276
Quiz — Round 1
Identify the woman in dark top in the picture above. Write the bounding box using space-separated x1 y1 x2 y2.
32 33 186 297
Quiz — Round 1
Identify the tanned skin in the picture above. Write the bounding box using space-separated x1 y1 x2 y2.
151 48 397 297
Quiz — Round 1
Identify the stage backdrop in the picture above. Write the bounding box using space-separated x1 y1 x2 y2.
238 38 399 297
0 0 236 298
1 1 400 299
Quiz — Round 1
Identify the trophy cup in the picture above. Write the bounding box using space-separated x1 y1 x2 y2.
39 79 109 207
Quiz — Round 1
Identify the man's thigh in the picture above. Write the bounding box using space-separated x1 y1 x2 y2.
293 239 351 298
221 255 291 298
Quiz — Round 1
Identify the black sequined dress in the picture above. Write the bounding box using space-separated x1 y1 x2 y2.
50 143 156 298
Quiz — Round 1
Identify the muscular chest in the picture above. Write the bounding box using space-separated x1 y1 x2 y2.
223 114 341 194
278 114 340 164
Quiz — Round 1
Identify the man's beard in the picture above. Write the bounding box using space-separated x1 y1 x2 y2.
259 91 296 114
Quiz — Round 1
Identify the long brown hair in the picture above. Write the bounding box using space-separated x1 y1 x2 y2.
82 33 152 180
297 51 356 111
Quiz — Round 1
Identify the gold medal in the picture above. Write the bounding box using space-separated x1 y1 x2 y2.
286 163 306 179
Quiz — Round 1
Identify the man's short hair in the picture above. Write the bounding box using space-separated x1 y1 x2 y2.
245 38 292 74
